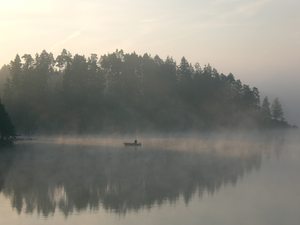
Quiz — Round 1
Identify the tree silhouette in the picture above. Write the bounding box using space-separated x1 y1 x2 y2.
0 50 291 133
271 98 284 121
0 100 16 142
261 97 271 121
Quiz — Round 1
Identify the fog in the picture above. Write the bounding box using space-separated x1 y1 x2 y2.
259 76 300 126
0 132 288 215
0 1 299 224
0 130 299 225
237 71 300 126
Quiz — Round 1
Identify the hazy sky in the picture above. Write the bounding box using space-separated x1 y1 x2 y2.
1 0 299 123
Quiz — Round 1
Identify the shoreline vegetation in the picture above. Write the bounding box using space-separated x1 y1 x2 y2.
0 101 16 146
0 49 296 136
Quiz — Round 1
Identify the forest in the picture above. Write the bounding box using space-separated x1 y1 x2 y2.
0 49 291 134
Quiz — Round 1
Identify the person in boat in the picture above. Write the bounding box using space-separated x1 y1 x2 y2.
134 139 138 144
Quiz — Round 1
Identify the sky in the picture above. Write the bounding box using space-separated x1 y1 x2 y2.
0 0 299 123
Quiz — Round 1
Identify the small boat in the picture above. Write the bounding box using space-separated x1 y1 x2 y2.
124 140 142 147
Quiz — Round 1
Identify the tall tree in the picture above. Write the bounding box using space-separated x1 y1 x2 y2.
271 98 284 121
10 55 22 88
261 97 271 120
56 49 72 71
0 101 16 141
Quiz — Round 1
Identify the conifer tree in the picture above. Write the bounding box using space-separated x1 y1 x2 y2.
271 98 284 121
261 97 271 120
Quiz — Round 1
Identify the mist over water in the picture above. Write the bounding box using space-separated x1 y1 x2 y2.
0 1 299 224
0 130 299 225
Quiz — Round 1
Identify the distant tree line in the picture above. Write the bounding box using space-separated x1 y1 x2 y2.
0 49 291 134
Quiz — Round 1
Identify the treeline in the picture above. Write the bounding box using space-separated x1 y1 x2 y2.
0 49 290 134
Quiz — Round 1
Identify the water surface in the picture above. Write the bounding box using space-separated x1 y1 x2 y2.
0 131 299 225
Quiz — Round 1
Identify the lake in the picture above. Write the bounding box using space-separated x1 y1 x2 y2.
0 131 299 225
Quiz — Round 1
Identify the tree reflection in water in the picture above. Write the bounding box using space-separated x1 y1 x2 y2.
0 135 284 217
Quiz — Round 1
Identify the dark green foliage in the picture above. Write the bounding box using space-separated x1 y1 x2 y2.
0 65 10 95
0 101 15 141
1 50 290 133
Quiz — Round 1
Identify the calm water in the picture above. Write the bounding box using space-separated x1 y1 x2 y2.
0 131 299 225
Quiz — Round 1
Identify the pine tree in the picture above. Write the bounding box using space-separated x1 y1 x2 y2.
261 97 271 120
271 98 284 121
